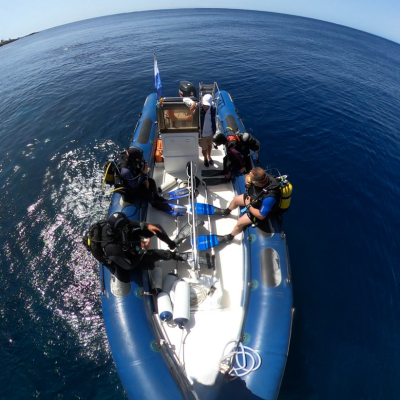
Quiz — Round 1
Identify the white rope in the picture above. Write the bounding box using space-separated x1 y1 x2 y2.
221 341 262 377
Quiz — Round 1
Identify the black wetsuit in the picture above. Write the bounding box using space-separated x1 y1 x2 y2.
116 154 158 201
101 220 176 270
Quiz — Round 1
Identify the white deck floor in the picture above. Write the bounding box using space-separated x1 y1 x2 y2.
146 146 246 386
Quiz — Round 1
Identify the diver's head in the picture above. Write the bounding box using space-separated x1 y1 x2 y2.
107 212 129 232
127 146 143 160
213 132 228 146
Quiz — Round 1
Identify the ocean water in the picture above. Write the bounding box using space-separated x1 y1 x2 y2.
1 8 400 400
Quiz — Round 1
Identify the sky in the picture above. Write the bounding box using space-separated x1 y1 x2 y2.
1 0 400 44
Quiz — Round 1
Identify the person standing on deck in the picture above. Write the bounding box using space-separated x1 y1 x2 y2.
178 83 216 167
183 93 217 167
198 94 217 167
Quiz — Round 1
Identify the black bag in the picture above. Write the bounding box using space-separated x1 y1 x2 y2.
82 221 114 267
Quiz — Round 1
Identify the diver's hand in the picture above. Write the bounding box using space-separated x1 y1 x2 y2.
140 237 151 249
189 102 197 113
147 224 161 235
141 162 149 174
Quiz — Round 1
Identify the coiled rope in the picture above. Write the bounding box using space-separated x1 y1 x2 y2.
221 341 262 377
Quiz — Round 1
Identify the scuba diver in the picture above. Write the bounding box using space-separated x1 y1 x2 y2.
100 212 195 271
115 146 179 213
213 132 247 177
116 146 157 201
220 167 281 239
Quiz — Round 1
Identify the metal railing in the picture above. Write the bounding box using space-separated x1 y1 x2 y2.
186 161 200 274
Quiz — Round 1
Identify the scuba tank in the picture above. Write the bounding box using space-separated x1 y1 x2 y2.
242 132 261 152
224 128 260 153
262 169 293 213
276 175 292 212
103 161 116 186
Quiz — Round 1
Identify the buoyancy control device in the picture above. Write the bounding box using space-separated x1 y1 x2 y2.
82 220 114 268
102 147 146 190
247 169 293 214
222 127 261 152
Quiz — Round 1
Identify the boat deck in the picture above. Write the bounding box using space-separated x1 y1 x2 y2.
146 146 246 386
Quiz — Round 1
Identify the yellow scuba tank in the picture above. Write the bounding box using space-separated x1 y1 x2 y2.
279 180 292 211
102 161 116 190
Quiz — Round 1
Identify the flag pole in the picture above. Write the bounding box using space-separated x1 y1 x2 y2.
154 53 162 100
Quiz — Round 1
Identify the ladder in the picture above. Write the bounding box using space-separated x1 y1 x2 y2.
199 82 220 101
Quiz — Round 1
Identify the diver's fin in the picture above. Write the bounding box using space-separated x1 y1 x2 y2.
202 177 230 186
152 201 186 216
191 202 227 216
196 235 233 251
201 170 225 177
162 187 190 200
173 218 205 246
162 187 199 201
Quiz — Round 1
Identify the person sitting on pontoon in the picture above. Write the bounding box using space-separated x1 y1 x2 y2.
221 167 281 240
101 212 191 270
116 146 155 199
116 146 176 212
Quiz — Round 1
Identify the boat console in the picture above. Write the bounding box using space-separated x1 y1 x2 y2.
157 97 200 175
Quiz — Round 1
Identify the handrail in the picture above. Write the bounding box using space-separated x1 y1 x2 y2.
187 162 199 273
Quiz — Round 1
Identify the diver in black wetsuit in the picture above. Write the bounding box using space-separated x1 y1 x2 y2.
213 132 247 177
116 146 158 200
101 212 191 270
116 146 180 213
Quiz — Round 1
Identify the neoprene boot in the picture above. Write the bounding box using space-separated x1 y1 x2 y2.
170 252 214 268
168 240 177 250
222 208 231 217
171 252 190 262
220 234 234 242
213 207 231 216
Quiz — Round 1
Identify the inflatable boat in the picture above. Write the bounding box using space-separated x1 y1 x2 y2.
100 82 293 400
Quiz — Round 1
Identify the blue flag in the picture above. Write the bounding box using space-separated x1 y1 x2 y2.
154 53 162 99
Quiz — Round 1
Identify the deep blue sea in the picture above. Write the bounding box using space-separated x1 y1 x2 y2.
1 8 400 400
